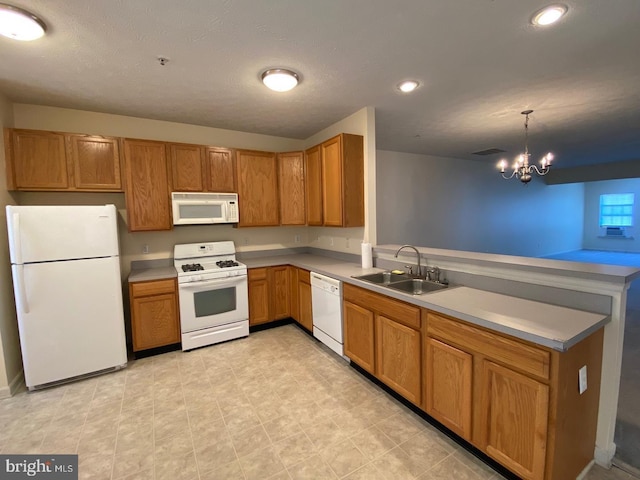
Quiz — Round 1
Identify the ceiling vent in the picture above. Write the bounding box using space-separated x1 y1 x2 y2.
472 148 506 156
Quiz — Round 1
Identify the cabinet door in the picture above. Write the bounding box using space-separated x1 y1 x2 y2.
11 130 68 189
305 145 322 226
131 290 180 351
123 139 172 232
67 135 122 191
424 337 472 439
278 151 305 225
270 265 290 320
343 300 375 374
248 268 270 326
341 134 365 227
235 149 279 226
480 360 549 480
169 143 204 191
205 147 235 192
298 279 313 332
321 135 344 226
289 267 299 322
376 315 421 404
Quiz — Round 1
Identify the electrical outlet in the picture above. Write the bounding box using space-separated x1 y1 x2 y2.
142 244 149 254
243 237 249 245
329 237 334 246
579 365 587 394
294 234 300 243
346 238 350 248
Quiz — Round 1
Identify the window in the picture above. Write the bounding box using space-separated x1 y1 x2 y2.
600 193 634 227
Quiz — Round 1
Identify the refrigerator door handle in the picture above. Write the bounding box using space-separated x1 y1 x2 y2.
15 265 29 314
11 212 22 265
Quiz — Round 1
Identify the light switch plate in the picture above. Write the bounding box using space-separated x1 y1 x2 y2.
579 365 588 394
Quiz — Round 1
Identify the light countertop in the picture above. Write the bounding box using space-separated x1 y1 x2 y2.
243 254 610 352
128 253 610 352
128 266 177 283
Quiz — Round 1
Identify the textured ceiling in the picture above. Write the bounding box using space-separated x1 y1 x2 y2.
1 0 639 168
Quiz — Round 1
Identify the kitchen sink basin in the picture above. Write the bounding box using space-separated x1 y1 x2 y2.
386 278 448 295
353 272 410 285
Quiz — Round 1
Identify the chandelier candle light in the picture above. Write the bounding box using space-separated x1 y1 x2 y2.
498 110 553 184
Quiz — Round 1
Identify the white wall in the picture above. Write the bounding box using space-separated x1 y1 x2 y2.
13 104 305 152
583 178 640 252
0 95 21 397
376 150 585 258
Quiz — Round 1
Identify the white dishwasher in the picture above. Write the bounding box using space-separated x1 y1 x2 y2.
311 272 344 356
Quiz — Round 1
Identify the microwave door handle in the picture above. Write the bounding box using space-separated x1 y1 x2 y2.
220 202 227 221
180 276 246 289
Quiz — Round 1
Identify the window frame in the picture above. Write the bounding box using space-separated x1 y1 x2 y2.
599 193 634 228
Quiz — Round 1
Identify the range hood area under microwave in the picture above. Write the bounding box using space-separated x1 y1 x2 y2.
172 192 239 225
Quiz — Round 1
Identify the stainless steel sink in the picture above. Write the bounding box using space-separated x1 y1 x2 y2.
353 272 410 285
385 278 448 295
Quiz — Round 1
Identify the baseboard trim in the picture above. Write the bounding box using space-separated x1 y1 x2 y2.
595 443 616 468
577 460 595 480
0 370 24 399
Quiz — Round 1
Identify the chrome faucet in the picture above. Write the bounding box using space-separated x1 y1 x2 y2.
427 266 440 283
394 245 423 278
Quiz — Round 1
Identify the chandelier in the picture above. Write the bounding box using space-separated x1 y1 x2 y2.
497 110 553 184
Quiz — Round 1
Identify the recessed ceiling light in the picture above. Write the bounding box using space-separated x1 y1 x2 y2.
261 69 300 92
398 80 419 93
0 3 46 41
531 4 568 26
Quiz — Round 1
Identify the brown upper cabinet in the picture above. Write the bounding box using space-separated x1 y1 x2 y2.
122 139 172 232
169 143 205 191
304 145 323 226
235 149 279 227
5 129 122 191
68 134 122 190
318 133 364 227
169 144 235 193
277 151 305 225
206 147 236 192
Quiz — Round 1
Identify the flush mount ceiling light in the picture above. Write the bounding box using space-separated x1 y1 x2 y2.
0 3 46 41
398 80 419 93
261 69 299 92
497 110 554 184
531 4 568 26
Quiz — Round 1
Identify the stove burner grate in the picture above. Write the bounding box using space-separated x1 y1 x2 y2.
216 260 239 268
182 263 204 272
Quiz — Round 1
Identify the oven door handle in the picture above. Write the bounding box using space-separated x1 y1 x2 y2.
179 276 246 289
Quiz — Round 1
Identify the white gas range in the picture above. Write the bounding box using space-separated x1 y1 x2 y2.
174 241 249 350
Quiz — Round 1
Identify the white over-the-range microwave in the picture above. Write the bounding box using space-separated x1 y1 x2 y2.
171 192 239 225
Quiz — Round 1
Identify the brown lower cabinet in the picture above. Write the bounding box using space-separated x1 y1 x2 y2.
248 266 290 326
343 283 604 480
297 269 313 332
343 283 422 404
129 278 180 351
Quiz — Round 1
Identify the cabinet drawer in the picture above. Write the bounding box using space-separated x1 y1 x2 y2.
298 268 311 284
426 312 550 380
344 284 420 330
248 268 268 281
131 278 176 297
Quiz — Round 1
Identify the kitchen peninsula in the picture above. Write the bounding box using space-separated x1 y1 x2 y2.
177 245 630 480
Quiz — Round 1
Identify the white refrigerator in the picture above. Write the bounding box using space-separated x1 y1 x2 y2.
6 204 127 390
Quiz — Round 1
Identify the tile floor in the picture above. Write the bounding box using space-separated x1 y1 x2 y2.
0 324 633 480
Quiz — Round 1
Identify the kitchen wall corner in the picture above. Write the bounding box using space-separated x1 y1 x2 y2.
0 94 22 396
